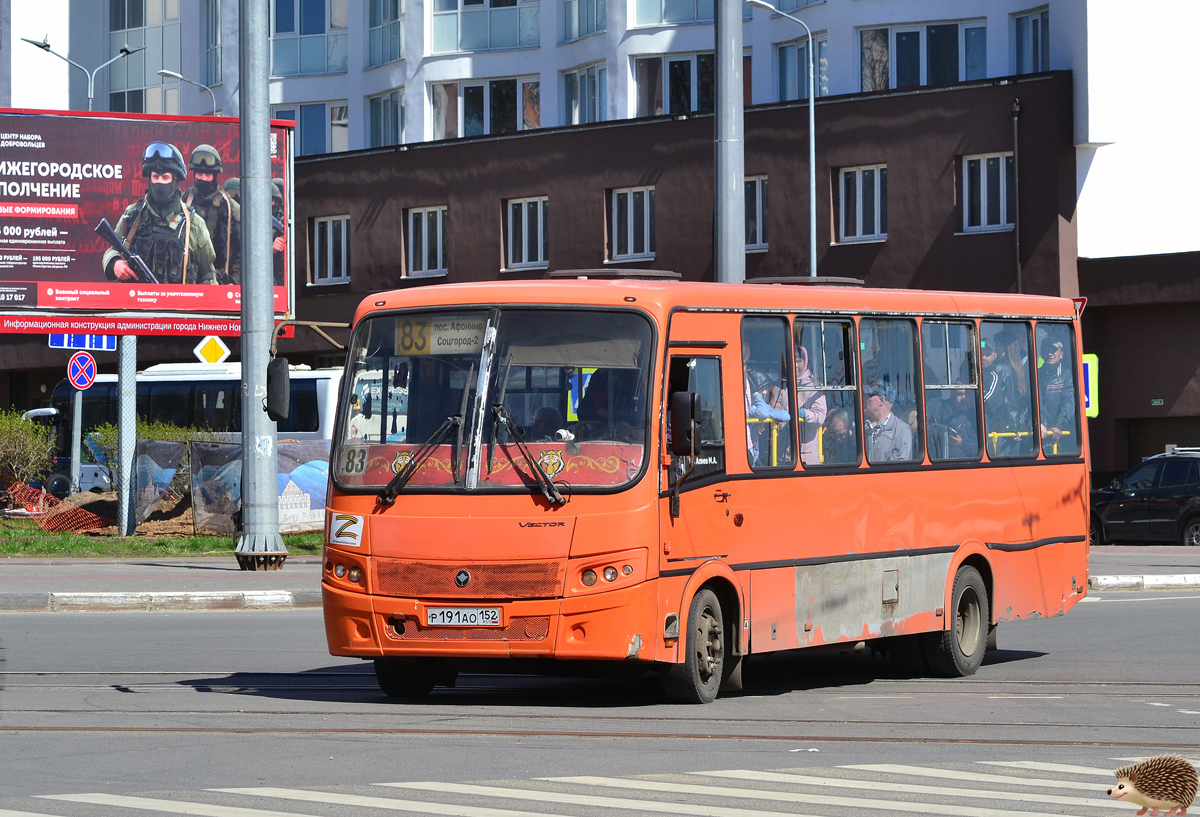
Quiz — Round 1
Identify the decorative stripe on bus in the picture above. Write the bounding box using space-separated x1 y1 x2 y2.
659 545 961 578
985 536 1087 552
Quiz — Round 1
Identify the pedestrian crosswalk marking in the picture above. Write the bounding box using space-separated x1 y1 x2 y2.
40 793 314 817
694 769 1121 809
544 775 1079 817
216 787 556 817
978 761 1116 776
843 764 1099 791
383 781 819 817
0 809 65 817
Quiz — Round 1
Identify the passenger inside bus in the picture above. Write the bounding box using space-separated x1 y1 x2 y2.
793 344 827 466
575 368 641 442
863 380 913 463
530 406 565 441
823 407 857 464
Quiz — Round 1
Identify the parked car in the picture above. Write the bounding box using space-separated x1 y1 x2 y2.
1091 450 1200 546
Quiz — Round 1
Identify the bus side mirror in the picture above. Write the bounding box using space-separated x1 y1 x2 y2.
266 357 291 423
669 391 702 456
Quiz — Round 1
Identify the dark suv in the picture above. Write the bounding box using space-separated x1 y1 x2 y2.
1091 451 1200 546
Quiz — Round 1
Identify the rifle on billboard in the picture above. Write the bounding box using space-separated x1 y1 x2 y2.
272 216 285 235
95 218 160 284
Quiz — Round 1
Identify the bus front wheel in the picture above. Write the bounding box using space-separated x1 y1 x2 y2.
923 565 988 677
374 658 440 699
664 588 725 704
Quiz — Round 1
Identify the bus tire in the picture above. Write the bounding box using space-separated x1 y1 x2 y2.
374 658 439 699
663 588 724 704
46 473 71 499
923 566 988 677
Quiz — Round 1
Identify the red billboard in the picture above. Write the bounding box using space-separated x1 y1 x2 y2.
0 109 292 333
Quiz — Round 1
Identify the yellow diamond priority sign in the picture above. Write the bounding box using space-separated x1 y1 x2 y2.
194 335 231 364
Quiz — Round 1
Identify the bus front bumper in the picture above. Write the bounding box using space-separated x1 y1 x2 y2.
323 580 658 661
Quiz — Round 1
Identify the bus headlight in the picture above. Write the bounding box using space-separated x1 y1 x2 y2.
334 563 347 578
581 569 597 586
348 567 362 583
603 566 618 582
568 548 648 596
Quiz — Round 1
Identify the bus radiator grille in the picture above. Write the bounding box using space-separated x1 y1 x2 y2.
388 616 551 642
373 559 563 599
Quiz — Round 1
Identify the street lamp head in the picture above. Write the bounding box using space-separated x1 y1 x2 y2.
21 36 52 51
745 0 779 11
119 43 145 57
158 69 184 81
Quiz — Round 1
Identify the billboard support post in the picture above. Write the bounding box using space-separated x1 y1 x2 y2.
117 335 136 536
234 0 286 570
70 389 83 495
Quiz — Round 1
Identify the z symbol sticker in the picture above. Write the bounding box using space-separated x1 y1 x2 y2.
329 514 364 547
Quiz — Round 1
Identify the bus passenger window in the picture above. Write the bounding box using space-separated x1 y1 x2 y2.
741 317 795 469
1035 323 1079 457
148 383 192 427
860 319 921 464
795 319 857 466
922 321 980 460
194 382 236 432
980 321 1035 458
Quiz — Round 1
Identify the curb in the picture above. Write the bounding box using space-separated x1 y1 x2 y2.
1089 574 1200 591
0 589 323 613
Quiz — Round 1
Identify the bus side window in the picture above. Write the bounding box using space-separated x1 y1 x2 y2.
1035 322 1079 457
279 380 320 433
668 355 725 481
922 321 980 461
860 318 922 465
795 318 858 467
148 382 192 427
980 321 1036 458
741 316 796 469
194 382 235 432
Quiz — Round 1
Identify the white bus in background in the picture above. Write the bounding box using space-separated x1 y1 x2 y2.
31 363 343 497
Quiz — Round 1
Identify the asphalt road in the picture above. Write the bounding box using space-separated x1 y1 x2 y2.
1 590 1198 817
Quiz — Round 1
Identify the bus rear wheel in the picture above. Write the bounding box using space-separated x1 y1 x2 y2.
923 565 988 677
374 658 440 699
664 588 724 704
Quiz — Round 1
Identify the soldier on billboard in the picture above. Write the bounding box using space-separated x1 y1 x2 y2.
271 178 286 286
102 142 217 285
183 144 241 285
222 177 240 204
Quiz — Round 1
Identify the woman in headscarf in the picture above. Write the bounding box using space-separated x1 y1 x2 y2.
794 344 828 466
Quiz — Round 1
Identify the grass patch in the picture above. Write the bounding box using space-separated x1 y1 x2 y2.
0 519 323 558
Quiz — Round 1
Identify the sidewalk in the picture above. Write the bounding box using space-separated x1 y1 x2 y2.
0 545 1195 613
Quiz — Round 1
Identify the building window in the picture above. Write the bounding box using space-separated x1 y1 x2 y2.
275 102 348 156
564 64 606 124
431 0 540 54
777 0 819 11
369 0 404 66
312 216 350 284
409 206 449 276
203 0 221 88
635 54 751 116
633 0 748 26
562 0 604 42
745 177 768 251
610 186 655 261
860 22 986 92
370 89 404 147
779 36 827 101
839 165 887 242
507 197 549 269
963 153 1014 232
430 78 539 140
272 0 348 76
1015 8 1049 74
109 0 181 115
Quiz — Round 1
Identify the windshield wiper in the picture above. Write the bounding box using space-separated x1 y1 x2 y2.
452 363 475 485
487 353 514 474
376 414 461 506
492 403 566 506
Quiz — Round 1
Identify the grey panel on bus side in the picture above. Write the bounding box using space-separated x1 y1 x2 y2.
794 552 953 646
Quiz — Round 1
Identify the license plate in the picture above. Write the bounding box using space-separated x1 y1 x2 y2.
425 607 502 627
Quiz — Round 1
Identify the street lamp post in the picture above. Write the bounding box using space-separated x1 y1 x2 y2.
745 0 818 278
20 37 144 112
158 69 219 116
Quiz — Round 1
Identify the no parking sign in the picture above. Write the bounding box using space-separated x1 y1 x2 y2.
67 351 97 391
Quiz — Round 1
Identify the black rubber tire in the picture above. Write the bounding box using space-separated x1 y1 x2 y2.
922 566 989 677
46 473 71 499
374 658 439 699
1182 518 1200 547
663 588 725 704
1089 515 1104 547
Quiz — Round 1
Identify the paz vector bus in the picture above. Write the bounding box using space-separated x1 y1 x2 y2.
315 274 1088 703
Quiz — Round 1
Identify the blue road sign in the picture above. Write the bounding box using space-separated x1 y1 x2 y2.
67 351 97 390
49 333 116 351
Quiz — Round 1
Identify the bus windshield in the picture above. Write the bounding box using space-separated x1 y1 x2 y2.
335 308 654 493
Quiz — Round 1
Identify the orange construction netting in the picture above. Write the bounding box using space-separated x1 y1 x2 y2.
0 476 106 533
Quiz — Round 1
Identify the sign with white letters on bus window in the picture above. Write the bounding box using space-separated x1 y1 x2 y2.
395 317 485 356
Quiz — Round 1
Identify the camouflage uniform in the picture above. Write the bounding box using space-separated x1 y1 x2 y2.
184 146 241 285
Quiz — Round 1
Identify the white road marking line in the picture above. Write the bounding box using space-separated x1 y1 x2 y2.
1081 594 1200 603
0 810 68 817
695 769 1124 809
979 762 1117 776
384 780 821 817
835 695 914 699
40 793 314 817
1144 702 1172 707
842 765 1098 791
543 775 1076 817
217 787 556 817
1078 596 1101 602
1178 710 1200 715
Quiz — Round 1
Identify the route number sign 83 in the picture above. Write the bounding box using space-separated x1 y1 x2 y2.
396 319 429 355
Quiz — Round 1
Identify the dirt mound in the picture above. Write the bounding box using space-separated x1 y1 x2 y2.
71 490 197 536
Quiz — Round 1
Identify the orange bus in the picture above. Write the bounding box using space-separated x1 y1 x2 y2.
320 275 1088 703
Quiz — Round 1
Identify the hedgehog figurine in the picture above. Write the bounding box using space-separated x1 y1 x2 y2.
1108 755 1199 817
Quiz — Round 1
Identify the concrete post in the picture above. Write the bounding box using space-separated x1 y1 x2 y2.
233 0 286 570
714 0 745 284
117 335 136 536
